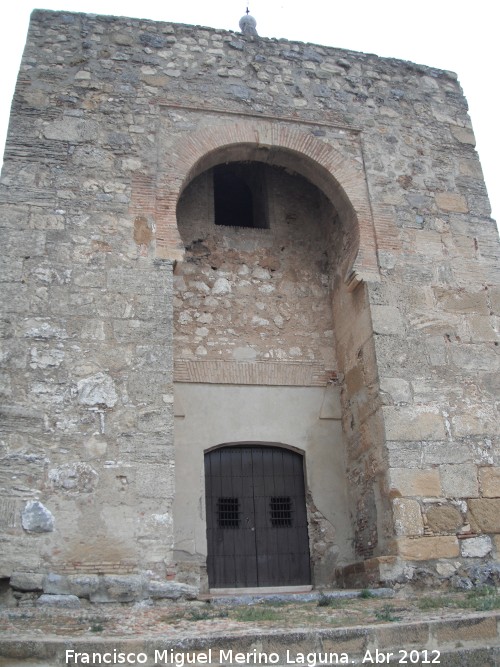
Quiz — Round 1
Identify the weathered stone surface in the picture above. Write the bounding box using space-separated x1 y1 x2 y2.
379 377 411 405
77 372 117 408
43 118 98 142
452 411 498 437
397 536 459 561
49 462 98 493
147 580 197 600
425 504 463 534
468 499 500 533
43 573 70 595
392 498 423 536
21 501 54 533
383 407 446 441
435 561 458 577
10 572 44 591
371 306 405 335
67 575 100 598
479 467 500 497
460 536 492 558
464 563 500 588
434 288 489 315
440 464 479 498
435 192 468 213
388 469 441 497
90 575 144 602
36 594 80 608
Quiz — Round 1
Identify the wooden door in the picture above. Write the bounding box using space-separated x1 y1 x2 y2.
205 445 311 588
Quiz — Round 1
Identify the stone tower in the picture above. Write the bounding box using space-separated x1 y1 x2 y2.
0 9 498 601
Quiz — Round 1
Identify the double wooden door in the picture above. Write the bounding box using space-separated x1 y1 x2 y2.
205 445 311 588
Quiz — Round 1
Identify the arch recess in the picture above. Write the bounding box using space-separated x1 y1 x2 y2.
155 119 380 287
204 440 305 456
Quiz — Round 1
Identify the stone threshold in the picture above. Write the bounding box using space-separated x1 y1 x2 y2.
209 585 313 595
204 587 394 605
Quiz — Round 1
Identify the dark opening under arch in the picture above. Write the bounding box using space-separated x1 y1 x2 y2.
213 162 268 229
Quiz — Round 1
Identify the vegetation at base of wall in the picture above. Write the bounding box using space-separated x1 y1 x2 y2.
317 593 346 609
88 617 106 632
374 605 401 622
233 607 284 622
418 587 500 612
359 589 375 599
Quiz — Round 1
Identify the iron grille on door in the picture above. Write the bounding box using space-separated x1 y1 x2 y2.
217 497 240 528
270 496 293 527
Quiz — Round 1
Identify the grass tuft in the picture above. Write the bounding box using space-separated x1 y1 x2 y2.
233 606 283 622
374 604 401 622
359 589 375 599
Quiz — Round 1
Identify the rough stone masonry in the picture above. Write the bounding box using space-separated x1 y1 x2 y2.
0 9 498 602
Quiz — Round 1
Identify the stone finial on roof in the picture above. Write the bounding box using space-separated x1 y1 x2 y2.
239 7 258 37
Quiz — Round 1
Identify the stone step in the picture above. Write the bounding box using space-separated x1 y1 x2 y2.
0 612 499 666
205 587 395 606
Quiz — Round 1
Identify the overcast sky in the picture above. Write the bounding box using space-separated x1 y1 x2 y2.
1 0 497 222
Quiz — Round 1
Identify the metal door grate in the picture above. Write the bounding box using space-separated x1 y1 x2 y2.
270 496 293 527
217 497 240 528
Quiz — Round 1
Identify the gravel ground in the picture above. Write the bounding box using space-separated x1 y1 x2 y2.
1 589 499 640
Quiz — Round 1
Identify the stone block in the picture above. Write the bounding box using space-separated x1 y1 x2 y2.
10 572 44 591
435 561 458 577
479 467 500 497
462 315 499 343
439 464 479 498
77 372 117 408
468 498 500 533
460 535 492 558
392 498 423 536
383 406 446 441
434 617 497 644
450 344 499 372
49 462 98 493
385 442 422 468
43 573 70 595
434 287 489 315
379 377 411 405
90 575 144 603
67 575 100 598
414 230 445 257
425 504 463 533
21 500 54 533
422 441 471 465
37 594 80 608
388 468 441 497
43 118 98 142
452 411 498 437
371 306 405 335
397 536 459 560
147 580 197 600
435 192 468 213
489 286 500 314
451 126 476 145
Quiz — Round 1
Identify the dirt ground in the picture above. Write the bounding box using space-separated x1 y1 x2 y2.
1 588 499 640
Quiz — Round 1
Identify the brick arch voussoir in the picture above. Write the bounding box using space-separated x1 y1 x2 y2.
158 121 379 285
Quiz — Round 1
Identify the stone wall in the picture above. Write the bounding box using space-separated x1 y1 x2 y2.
0 8 498 598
